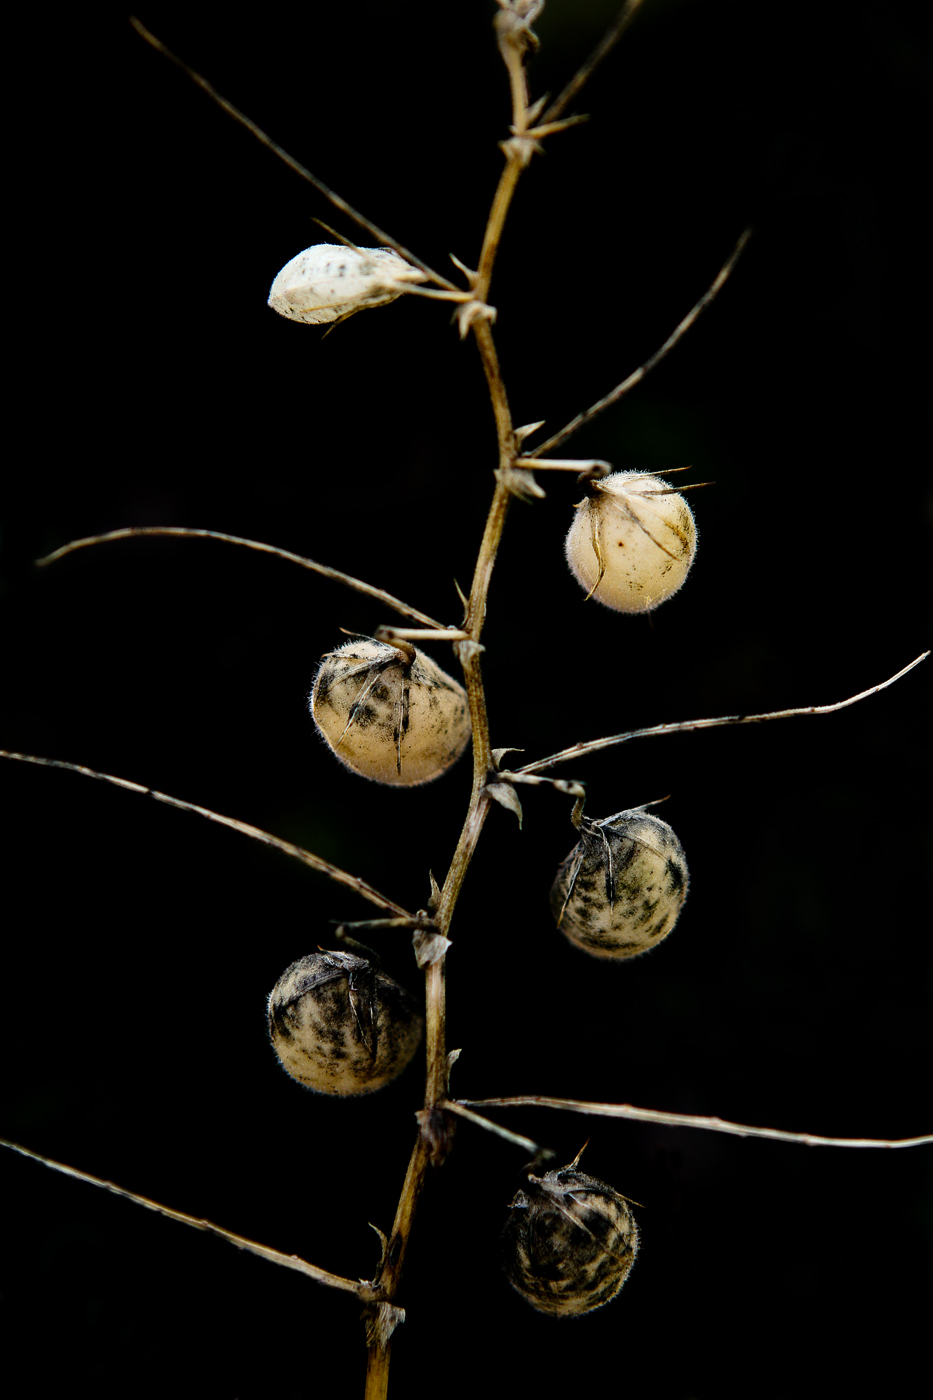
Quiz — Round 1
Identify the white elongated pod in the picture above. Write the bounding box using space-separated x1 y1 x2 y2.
268 950 423 1096
310 638 471 785
550 807 689 959
267 243 426 324
564 470 697 612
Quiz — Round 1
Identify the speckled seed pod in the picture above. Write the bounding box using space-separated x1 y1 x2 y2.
310 638 471 786
550 808 689 959
564 470 697 612
268 950 423 1096
267 243 426 325
501 1162 639 1317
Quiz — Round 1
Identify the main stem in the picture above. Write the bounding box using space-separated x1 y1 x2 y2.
363 34 533 1398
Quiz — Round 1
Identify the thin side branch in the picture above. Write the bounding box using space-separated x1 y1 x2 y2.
528 228 752 459
442 1099 550 1158
541 0 647 124
0 1138 365 1292
129 18 458 292
459 1099 933 1150
0 752 410 917
36 528 447 630
517 653 929 774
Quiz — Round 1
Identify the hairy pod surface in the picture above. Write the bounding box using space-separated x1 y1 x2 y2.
267 950 423 1096
267 243 425 324
550 808 689 959
564 470 697 611
501 1163 639 1317
310 638 471 785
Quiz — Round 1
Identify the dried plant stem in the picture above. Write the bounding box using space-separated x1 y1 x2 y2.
364 1345 392 1400
365 60 534 1387
37 527 446 630
0 751 410 917
0 1138 366 1293
459 1099 933 1149
517 652 929 774
476 158 524 301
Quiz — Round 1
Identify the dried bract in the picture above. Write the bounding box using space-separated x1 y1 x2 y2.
267 243 426 325
268 950 423 1096
565 470 697 611
501 1161 638 1317
310 638 471 786
550 807 689 959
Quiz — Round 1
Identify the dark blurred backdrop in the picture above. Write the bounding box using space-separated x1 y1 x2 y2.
2 3 930 1397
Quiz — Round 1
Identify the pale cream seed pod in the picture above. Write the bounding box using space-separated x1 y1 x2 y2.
501 1160 639 1317
564 470 697 612
267 243 426 325
267 950 423 1096
310 638 471 786
550 807 689 959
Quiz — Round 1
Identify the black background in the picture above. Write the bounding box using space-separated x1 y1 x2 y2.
2 3 930 1397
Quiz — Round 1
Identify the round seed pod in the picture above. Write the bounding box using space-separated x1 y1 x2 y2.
310 638 471 786
550 807 689 959
268 950 423 1096
501 1162 639 1317
267 243 426 325
564 470 697 612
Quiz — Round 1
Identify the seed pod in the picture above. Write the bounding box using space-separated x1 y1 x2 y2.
267 243 426 325
501 1161 639 1317
310 638 471 786
564 470 697 612
550 807 688 959
268 950 423 1096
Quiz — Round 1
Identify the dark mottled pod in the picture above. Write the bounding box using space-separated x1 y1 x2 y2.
268 951 423 1096
550 807 688 959
310 638 470 786
501 1162 638 1317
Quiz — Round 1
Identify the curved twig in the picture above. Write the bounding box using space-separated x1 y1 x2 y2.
517 653 929 775
1 1138 366 1294
0 751 411 917
526 228 751 459
541 0 646 124
129 18 458 293
459 1098 933 1150
36 527 447 630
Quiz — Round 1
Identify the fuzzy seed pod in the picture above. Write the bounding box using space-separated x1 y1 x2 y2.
564 470 697 612
310 638 471 786
267 243 426 325
501 1162 639 1317
550 808 689 959
268 950 423 1096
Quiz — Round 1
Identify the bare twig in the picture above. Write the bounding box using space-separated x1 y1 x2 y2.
129 18 458 292
527 228 752 459
0 751 411 917
0 1138 366 1293
541 0 647 124
37 527 447 630
442 1099 551 1159
459 1099 933 1149
517 653 929 775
